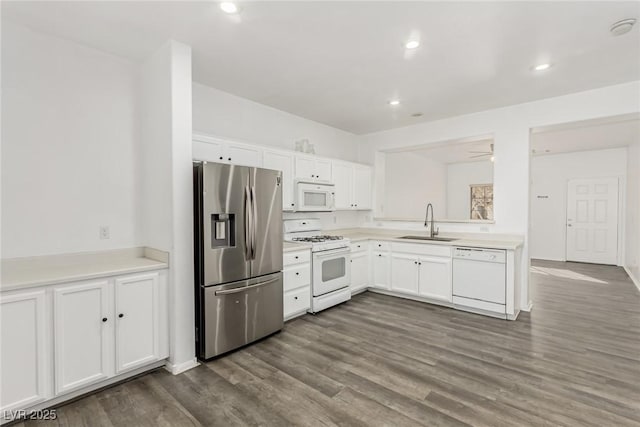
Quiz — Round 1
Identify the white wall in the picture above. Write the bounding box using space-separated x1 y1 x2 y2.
358 81 640 310
192 82 359 162
530 148 627 262
1 23 140 258
626 140 640 288
447 161 494 220
383 152 447 219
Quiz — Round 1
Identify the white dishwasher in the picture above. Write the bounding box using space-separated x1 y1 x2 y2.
452 247 507 316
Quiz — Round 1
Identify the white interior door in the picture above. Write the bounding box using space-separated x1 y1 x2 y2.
566 177 619 265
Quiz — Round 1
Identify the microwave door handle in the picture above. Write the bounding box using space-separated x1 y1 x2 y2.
244 186 252 260
250 186 258 259
328 191 336 209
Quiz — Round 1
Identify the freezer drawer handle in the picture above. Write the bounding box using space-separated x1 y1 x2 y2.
214 277 279 296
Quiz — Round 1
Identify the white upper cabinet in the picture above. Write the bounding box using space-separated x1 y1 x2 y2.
193 135 262 167
263 149 295 210
1 290 51 413
295 155 332 181
333 163 353 209
53 280 112 395
332 162 372 210
352 165 372 210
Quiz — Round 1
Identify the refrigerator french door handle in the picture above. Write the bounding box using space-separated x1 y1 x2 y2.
244 185 252 260
251 186 258 259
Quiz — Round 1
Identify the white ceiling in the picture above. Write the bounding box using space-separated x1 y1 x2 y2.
3 1 639 134
531 117 640 155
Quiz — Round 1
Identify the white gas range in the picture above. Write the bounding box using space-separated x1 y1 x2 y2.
284 219 351 313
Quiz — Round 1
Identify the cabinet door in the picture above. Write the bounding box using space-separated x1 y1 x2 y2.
114 272 161 373
294 155 315 180
264 150 295 210
54 280 112 395
352 166 372 210
350 251 369 293
333 163 353 209
419 256 452 302
372 252 390 289
226 143 263 167
193 140 224 162
314 159 332 181
1 290 51 412
391 254 420 295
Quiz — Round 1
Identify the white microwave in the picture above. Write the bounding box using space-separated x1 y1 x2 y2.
294 180 335 212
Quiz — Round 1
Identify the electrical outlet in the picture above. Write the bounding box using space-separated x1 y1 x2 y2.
99 226 110 240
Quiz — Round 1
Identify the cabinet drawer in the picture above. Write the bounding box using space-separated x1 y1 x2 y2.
284 250 311 266
284 287 310 318
350 242 368 252
284 264 310 291
372 241 391 251
391 242 451 257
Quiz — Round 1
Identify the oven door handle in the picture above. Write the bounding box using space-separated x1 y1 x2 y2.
313 248 350 259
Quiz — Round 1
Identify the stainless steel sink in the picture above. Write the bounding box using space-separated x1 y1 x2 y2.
398 235 458 242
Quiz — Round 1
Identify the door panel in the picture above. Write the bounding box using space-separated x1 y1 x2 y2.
391 254 419 295
372 252 390 289
250 168 283 277
1 290 50 412
352 166 372 209
332 163 353 209
263 150 295 210
350 252 369 292
226 143 262 167
567 178 618 264
201 163 251 285
115 273 160 373
294 156 315 180
419 256 452 302
54 280 111 395
314 159 332 181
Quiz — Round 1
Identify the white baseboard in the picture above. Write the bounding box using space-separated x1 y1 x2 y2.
164 358 199 375
623 266 640 293
521 301 533 312
531 257 565 262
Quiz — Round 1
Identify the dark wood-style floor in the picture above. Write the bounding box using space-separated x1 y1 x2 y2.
19 260 640 426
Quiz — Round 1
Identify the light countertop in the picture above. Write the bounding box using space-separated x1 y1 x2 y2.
1 247 169 292
325 228 524 250
283 241 312 253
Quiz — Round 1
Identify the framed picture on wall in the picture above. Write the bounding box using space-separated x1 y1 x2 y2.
470 184 494 220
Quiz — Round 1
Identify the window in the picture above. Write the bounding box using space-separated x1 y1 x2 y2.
470 184 494 220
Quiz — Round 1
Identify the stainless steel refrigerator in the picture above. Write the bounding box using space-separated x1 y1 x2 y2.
193 162 283 360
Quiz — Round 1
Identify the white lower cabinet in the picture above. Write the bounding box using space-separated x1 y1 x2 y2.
114 273 163 373
371 251 390 289
0 290 51 413
419 256 452 302
54 280 112 395
390 254 420 295
0 269 168 416
350 250 369 294
283 249 311 320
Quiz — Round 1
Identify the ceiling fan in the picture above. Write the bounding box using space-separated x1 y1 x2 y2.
468 143 494 161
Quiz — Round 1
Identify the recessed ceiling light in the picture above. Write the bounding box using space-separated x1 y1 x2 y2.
533 63 552 71
611 19 636 36
405 40 420 49
220 2 239 14
388 100 400 106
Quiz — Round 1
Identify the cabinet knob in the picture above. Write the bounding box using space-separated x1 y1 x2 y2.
295 256 299 259
228 157 232 161
118 313 124 318
102 317 107 322
219 156 223 160
378 254 382 257
296 272 300 276
311 175 315 178
317 176 320 179
294 296 298 300
291 203 295 207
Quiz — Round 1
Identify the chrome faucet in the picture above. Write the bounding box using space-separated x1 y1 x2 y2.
424 203 439 238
